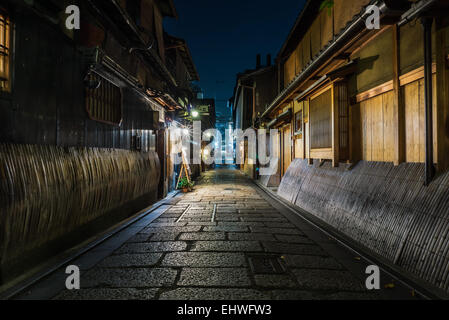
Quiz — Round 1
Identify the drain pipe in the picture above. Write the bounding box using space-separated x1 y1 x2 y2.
422 16 435 186
398 0 438 27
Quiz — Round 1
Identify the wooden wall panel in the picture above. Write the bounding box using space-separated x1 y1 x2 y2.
295 138 304 159
284 54 296 86
372 95 384 161
383 91 396 162
360 92 396 162
320 9 334 48
283 125 292 175
405 80 424 163
302 31 311 69
400 21 424 75
141 0 155 41
334 0 371 35
310 15 321 58
352 28 394 94
361 98 372 161
404 76 438 163
154 6 165 62
294 100 302 114
295 44 303 75
333 0 347 35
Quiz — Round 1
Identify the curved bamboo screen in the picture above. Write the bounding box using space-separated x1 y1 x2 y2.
0 143 160 276
278 159 449 293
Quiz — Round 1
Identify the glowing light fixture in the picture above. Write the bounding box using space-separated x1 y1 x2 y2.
191 110 199 118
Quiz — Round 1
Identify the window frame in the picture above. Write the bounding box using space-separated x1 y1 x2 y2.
85 72 123 126
0 7 12 94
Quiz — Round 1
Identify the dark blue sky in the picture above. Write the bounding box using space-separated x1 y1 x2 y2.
164 0 306 116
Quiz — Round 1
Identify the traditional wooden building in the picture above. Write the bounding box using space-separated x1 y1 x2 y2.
260 0 449 294
232 54 277 178
263 0 449 180
0 0 199 285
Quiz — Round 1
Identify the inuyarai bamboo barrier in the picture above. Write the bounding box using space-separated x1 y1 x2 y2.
0 143 160 279
278 159 449 293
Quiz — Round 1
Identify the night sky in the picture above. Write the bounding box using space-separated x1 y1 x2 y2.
164 0 307 117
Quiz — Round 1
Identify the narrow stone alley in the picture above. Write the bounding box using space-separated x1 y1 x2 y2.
13 166 419 300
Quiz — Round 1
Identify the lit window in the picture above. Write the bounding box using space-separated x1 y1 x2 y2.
0 10 11 92
85 73 122 125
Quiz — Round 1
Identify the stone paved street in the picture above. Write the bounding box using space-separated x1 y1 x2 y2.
51 167 408 300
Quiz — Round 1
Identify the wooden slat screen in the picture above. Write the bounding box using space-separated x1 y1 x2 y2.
310 89 332 149
86 73 122 125
336 82 349 160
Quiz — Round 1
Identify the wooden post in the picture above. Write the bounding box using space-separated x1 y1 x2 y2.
332 84 339 167
422 17 435 185
307 98 313 165
393 25 405 166
305 100 309 160
157 129 167 198
435 17 449 173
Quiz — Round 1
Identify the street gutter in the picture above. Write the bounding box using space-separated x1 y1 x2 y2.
252 179 449 300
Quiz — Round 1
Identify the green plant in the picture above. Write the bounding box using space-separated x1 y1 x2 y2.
178 178 194 189
320 0 334 16
178 177 190 189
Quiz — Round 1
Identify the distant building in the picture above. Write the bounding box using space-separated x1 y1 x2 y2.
216 107 234 164
231 54 278 177
192 98 216 131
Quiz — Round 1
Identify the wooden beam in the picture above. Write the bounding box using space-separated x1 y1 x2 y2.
435 18 449 172
310 148 333 160
332 85 339 167
350 26 392 58
354 81 394 104
393 25 405 166
399 64 436 86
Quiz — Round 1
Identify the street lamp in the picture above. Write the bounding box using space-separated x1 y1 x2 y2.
191 110 199 118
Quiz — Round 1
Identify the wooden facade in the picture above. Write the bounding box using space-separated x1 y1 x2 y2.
262 0 449 182
232 59 277 179
0 0 199 285
259 0 449 294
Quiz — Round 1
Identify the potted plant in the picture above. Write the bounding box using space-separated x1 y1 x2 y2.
178 177 190 193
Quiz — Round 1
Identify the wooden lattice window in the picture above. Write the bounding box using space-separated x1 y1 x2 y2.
310 89 332 149
0 10 11 92
85 73 122 125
